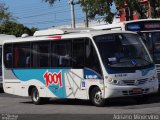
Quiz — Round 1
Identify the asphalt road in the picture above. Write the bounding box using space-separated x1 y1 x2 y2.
0 91 160 120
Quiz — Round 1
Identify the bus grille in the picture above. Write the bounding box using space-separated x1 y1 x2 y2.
122 88 149 95
122 79 147 86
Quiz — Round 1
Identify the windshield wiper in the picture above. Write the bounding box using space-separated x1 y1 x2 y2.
133 57 152 65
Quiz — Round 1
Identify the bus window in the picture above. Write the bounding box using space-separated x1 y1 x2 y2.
13 43 31 68
139 32 153 55
72 39 85 68
152 32 160 62
31 41 50 68
51 40 72 67
0 46 2 76
4 44 13 68
85 39 102 75
94 33 153 68
139 32 160 63
72 38 101 75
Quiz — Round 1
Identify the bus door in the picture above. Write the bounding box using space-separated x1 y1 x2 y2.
69 38 102 99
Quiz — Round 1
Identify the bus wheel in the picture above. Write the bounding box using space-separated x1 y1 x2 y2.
31 87 43 105
91 87 105 107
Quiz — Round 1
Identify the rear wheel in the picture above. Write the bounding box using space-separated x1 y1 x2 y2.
31 87 48 105
91 87 105 107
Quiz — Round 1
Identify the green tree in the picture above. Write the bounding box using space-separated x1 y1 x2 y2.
43 0 160 24
0 21 38 37
0 2 13 24
150 0 160 18
43 0 115 23
80 0 114 23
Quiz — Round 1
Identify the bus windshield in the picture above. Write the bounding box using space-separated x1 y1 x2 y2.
94 33 153 69
139 32 160 64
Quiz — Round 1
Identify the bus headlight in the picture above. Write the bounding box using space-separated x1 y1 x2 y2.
106 76 121 85
107 77 113 83
148 76 156 82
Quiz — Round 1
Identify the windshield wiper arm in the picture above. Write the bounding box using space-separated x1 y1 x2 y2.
134 57 152 64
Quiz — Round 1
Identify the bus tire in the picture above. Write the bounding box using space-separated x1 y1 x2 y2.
91 87 105 107
31 87 45 105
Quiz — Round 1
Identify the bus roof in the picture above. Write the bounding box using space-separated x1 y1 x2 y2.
3 29 137 44
91 23 124 30
0 34 16 45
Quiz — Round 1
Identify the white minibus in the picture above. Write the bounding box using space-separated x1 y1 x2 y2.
3 29 158 106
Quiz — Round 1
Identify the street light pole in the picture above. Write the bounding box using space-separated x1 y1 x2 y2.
85 7 89 27
70 0 76 28
84 0 89 27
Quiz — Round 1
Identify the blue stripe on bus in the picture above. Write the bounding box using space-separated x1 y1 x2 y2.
83 68 101 79
12 69 70 98
140 66 155 76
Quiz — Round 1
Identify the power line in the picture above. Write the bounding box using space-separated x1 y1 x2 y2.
17 8 82 20
6 0 84 28
17 10 69 19
23 16 84 25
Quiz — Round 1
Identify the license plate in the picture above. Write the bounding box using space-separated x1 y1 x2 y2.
132 88 142 94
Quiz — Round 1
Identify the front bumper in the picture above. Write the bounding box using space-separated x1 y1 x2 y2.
104 83 158 99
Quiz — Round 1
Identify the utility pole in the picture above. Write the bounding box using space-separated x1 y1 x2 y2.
69 0 76 28
84 0 89 28
84 6 89 27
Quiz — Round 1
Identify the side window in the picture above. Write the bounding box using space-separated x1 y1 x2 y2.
72 39 85 68
0 46 2 67
13 43 31 68
85 39 102 75
51 40 72 67
4 44 13 68
72 38 101 75
31 41 50 68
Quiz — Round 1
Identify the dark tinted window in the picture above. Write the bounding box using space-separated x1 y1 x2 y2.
4 44 13 68
51 40 72 67
3 38 101 75
13 43 31 68
31 41 50 68
72 39 85 68
85 39 101 74
0 46 2 68
72 38 101 75
94 34 153 69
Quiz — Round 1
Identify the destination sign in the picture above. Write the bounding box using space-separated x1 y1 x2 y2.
125 21 160 31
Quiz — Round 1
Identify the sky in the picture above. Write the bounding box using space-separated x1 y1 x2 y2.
2 0 84 29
